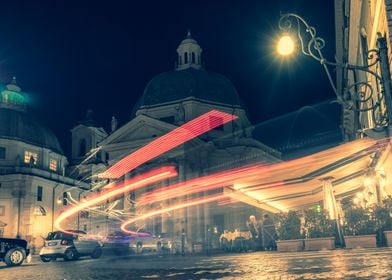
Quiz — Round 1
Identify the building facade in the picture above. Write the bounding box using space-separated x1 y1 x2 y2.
71 32 281 245
334 0 392 207
0 78 86 249
335 0 392 140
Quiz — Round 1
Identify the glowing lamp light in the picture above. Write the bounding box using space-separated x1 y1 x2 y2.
277 35 294 56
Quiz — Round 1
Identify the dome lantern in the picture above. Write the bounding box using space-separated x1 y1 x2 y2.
0 77 27 112
176 30 203 71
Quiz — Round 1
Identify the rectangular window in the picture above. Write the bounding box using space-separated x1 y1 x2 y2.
80 211 89 219
0 147 5 159
63 192 68 206
49 159 57 171
0 206 4 216
37 186 43 202
24 151 38 165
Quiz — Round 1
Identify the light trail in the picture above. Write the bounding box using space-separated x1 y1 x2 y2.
138 164 267 205
98 110 238 179
55 166 177 233
121 193 230 234
55 110 235 233
55 110 234 233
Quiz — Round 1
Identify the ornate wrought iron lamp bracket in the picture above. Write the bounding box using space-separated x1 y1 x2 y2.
279 13 392 128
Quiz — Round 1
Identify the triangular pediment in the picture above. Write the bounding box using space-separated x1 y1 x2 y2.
100 114 177 146
0 220 7 227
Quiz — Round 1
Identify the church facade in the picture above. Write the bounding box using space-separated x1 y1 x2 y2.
71 32 281 246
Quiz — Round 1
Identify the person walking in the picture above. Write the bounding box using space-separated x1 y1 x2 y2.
261 213 277 250
247 215 263 251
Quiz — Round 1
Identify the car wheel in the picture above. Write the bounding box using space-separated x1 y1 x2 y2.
40 255 51 262
64 249 78 261
4 247 26 266
91 247 102 259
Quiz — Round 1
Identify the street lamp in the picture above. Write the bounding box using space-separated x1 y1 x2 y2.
278 13 392 132
277 35 295 56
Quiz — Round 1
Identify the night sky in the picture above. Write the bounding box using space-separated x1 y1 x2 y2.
0 1 338 155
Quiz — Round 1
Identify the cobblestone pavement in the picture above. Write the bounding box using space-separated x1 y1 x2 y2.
1 248 392 279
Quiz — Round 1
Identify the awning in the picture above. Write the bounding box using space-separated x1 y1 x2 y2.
225 138 390 212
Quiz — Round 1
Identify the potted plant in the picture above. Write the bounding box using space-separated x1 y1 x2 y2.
374 197 392 247
303 208 335 251
343 206 377 248
275 210 304 252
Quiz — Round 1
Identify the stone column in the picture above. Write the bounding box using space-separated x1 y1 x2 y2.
11 188 25 238
322 177 344 247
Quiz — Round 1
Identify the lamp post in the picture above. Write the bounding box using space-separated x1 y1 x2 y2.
278 13 392 135
51 184 62 231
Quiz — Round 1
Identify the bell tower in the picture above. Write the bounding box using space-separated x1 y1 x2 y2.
176 30 203 71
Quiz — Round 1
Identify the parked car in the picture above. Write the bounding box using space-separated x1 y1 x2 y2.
0 237 31 266
104 231 133 255
39 230 102 262
105 231 169 255
131 232 164 253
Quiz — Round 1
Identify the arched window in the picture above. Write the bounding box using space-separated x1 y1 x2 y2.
63 192 68 206
192 52 196 63
79 139 86 156
184 52 188 64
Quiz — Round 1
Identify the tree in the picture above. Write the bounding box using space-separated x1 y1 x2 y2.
303 209 335 238
276 211 302 240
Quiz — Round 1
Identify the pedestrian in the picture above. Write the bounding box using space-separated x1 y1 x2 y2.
247 215 263 251
181 229 186 256
261 213 277 250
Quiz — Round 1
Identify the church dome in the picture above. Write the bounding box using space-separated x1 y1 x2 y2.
0 79 63 154
0 108 63 154
137 68 242 108
134 32 243 110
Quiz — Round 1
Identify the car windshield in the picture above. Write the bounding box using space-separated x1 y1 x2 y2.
46 232 75 241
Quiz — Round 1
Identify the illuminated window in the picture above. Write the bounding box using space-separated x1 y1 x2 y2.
37 186 43 202
24 151 38 165
34 206 46 216
49 159 57 171
0 147 5 159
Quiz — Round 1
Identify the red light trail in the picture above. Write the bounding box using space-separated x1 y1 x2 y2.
55 110 237 234
138 164 267 205
121 193 230 234
55 166 177 233
98 110 238 179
